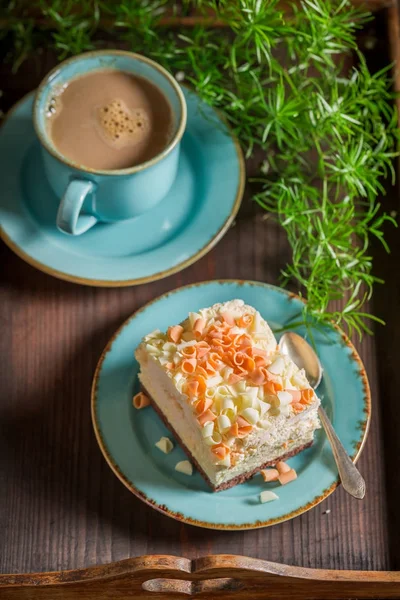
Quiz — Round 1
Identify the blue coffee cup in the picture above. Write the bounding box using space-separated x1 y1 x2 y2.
33 50 187 236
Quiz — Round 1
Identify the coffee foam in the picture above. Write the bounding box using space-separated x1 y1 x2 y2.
97 99 150 147
46 91 64 118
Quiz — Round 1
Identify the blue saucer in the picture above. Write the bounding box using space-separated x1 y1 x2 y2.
92 281 370 530
0 90 244 286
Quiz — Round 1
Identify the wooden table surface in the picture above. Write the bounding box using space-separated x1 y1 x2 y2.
1 18 399 576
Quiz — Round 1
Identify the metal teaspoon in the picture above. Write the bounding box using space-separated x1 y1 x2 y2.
279 331 366 499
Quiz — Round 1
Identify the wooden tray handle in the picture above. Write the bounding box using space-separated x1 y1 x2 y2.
0 555 399 599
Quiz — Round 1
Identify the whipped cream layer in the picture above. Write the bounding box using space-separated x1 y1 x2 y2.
135 300 321 488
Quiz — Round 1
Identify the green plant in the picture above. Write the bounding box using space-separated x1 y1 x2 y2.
1 0 398 337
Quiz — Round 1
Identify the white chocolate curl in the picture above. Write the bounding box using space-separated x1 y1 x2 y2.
144 329 162 340
240 407 259 425
155 437 174 454
204 432 222 446
277 391 292 405
175 460 193 475
217 414 232 433
260 490 279 503
188 312 201 329
217 454 231 468
268 357 285 375
222 398 235 411
202 422 214 438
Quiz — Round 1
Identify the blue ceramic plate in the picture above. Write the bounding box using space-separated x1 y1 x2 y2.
0 90 244 286
92 280 370 529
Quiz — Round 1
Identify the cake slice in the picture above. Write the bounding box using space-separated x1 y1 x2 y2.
135 299 320 492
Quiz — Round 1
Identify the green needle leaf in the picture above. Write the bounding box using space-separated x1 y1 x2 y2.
1 0 398 337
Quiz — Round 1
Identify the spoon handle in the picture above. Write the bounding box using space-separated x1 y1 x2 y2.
318 405 366 499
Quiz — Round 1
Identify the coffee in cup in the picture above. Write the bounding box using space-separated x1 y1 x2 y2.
46 69 174 171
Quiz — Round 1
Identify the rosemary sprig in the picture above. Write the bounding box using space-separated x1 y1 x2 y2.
1 0 399 337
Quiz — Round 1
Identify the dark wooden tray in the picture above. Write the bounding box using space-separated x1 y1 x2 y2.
0 555 399 599
0 0 399 596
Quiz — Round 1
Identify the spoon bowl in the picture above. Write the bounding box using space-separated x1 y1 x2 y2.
278 331 323 388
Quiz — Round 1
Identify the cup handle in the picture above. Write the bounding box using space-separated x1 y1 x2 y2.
56 179 98 236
